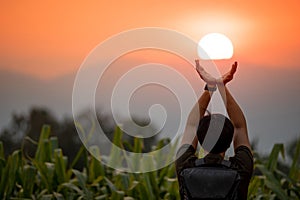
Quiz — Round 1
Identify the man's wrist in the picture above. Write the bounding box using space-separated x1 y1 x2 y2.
204 84 217 92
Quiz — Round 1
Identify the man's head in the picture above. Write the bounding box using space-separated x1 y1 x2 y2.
197 114 234 154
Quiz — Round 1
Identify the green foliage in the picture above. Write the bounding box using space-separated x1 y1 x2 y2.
248 142 300 200
0 125 299 199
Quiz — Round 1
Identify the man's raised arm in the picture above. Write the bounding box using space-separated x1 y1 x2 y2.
223 87 251 150
179 60 215 149
180 90 212 149
217 61 251 150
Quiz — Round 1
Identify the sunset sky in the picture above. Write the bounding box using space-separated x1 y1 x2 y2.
0 1 300 153
1 1 300 79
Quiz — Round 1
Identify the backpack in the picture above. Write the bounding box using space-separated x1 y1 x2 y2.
180 158 241 200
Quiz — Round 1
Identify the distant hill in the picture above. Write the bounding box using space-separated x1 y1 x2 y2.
0 65 300 154
0 70 75 129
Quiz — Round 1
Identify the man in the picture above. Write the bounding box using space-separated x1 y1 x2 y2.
175 60 253 200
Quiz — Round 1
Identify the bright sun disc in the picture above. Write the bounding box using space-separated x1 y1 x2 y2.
198 33 234 60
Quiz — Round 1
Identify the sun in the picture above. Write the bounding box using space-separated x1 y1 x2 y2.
197 33 234 60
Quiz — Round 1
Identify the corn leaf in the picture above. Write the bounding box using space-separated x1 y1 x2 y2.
54 149 68 184
289 139 300 181
35 125 51 162
0 141 4 159
21 165 37 198
108 127 124 168
266 143 284 172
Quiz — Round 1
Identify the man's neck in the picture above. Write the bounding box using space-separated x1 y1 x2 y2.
219 152 225 159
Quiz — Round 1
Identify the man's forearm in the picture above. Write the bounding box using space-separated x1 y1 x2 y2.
225 87 247 129
199 90 213 119
218 84 251 149
180 90 212 147
187 90 212 127
217 84 246 129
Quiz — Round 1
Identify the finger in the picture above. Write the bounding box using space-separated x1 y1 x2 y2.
195 67 208 80
230 61 238 74
196 63 205 72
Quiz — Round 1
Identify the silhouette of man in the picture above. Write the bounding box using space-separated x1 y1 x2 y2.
176 60 253 200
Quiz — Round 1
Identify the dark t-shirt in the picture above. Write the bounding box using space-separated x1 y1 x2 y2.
175 144 253 200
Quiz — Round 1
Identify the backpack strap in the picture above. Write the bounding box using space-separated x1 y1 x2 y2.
195 158 232 167
195 158 205 166
221 160 231 167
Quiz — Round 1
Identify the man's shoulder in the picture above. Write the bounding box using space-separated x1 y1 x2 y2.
229 145 253 174
231 145 253 162
175 144 197 175
176 144 196 158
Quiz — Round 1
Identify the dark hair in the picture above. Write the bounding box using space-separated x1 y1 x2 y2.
197 114 234 154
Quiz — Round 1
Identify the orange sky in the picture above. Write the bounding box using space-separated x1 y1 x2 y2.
0 1 300 79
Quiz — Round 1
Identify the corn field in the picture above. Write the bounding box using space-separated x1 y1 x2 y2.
0 125 299 199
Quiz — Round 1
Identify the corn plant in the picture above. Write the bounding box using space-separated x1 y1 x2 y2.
248 141 300 200
0 124 299 199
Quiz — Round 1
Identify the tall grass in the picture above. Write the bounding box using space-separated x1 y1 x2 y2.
0 125 299 199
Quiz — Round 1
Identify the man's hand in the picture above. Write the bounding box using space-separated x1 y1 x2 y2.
195 59 216 86
195 60 238 86
220 61 238 85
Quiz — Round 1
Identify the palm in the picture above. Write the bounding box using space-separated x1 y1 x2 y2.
195 60 216 85
195 60 238 85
